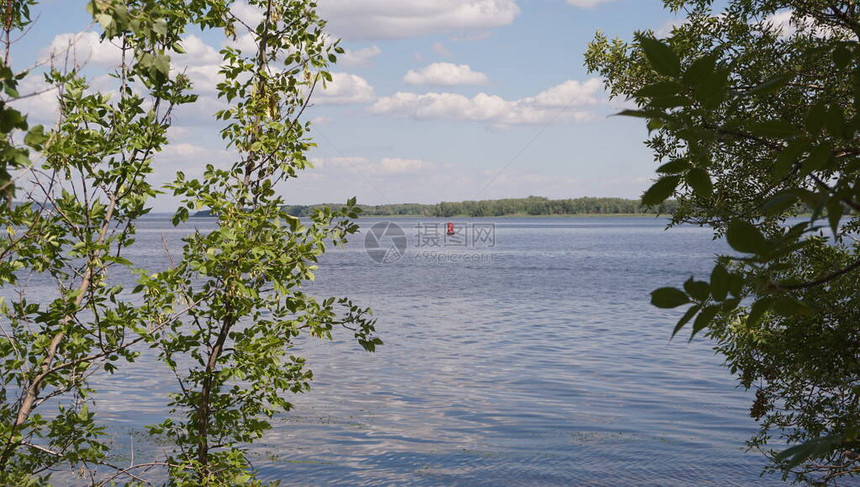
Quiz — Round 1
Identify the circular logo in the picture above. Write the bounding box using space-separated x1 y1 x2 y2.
364 221 407 263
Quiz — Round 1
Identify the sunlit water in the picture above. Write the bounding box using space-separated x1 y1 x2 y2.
49 217 783 485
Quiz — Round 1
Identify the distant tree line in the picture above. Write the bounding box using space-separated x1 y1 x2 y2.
430 196 677 217
193 196 679 218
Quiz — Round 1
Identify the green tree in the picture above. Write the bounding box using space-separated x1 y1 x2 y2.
144 1 379 484
0 1 377 485
586 0 859 483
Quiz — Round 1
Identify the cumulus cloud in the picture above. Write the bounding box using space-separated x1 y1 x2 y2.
339 45 382 67
370 78 605 127
230 1 264 28
40 31 122 67
314 72 376 105
174 35 222 67
8 75 59 123
317 0 520 40
532 78 604 107
403 63 490 86
312 156 430 175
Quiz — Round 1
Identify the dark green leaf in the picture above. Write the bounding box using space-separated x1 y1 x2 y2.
634 81 682 98
641 176 680 206
710 265 729 301
656 159 690 174
763 192 799 217
694 68 729 109
774 436 842 469
682 55 716 85
827 199 843 235
743 73 793 96
638 36 681 77
684 276 710 301
802 144 832 173
672 304 701 338
686 167 712 197
651 287 690 308
726 220 768 254
747 298 774 326
690 305 719 338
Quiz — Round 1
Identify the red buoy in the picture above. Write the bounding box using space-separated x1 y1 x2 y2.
446 222 455 236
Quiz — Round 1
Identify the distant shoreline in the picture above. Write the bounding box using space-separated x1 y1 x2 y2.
191 196 677 219
187 213 667 219
338 213 667 219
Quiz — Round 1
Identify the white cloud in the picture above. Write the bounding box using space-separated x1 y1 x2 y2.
230 1 264 28
339 45 382 67
370 78 605 127
376 157 428 173
40 31 122 67
174 35 222 67
314 72 376 105
566 0 616 7
312 156 430 175
8 75 59 123
403 63 490 86
432 42 453 58
533 78 603 107
317 0 520 40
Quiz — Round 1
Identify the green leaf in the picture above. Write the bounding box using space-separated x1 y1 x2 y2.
682 55 716 85
802 144 832 173
747 298 775 326
641 176 680 206
763 192 799 217
683 276 710 301
773 297 813 317
774 435 842 469
710 265 729 301
743 73 793 96
656 159 690 174
827 199 843 235
651 287 690 308
672 304 701 338
634 81 682 98
804 102 827 134
647 95 690 108
772 138 811 179
686 167 712 197
823 108 845 139
690 305 719 338
24 125 47 149
726 220 768 254
638 36 681 77
694 68 729 109
152 54 171 79
613 108 668 119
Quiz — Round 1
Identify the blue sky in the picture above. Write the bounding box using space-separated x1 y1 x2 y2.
13 0 688 210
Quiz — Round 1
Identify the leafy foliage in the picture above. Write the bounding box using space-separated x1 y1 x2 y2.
0 1 376 485
587 0 860 482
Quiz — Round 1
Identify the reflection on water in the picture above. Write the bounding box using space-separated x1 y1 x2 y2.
70 217 779 485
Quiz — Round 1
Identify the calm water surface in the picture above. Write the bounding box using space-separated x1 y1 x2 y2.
81 216 781 485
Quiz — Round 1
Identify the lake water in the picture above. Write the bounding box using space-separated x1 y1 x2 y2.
66 217 783 485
